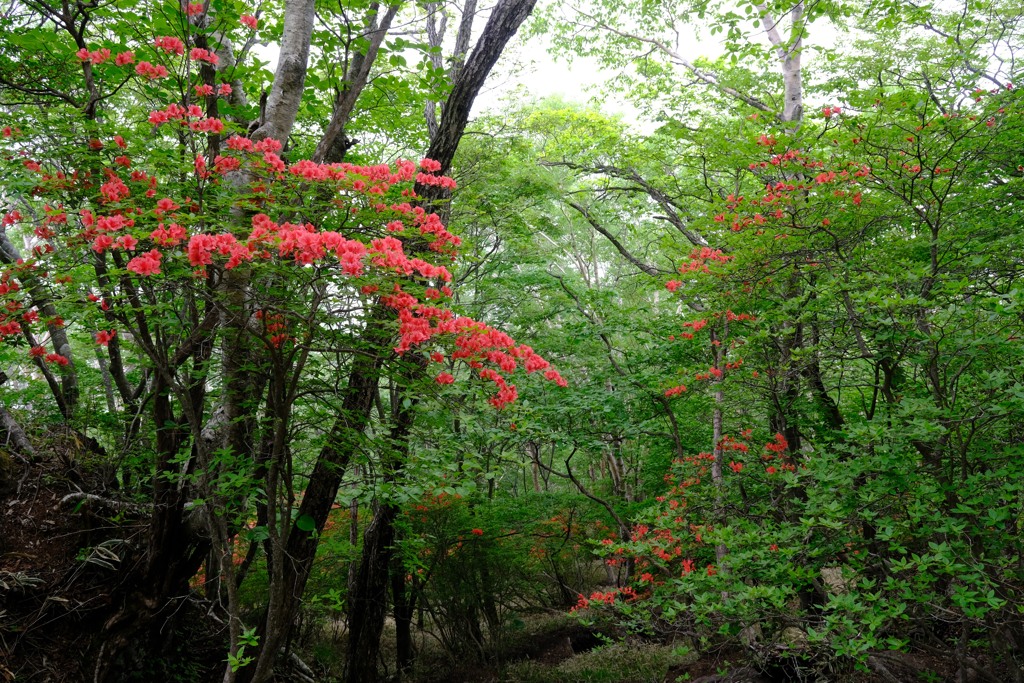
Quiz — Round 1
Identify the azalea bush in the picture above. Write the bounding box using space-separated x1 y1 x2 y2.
0 10 564 674
568 85 1024 676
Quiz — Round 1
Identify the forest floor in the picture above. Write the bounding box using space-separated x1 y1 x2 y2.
1 428 126 681
0 439 988 683
357 609 958 683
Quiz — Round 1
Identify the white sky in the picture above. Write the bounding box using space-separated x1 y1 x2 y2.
477 53 606 109
470 15 790 122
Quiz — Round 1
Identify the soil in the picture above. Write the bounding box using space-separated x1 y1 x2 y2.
0 428 160 681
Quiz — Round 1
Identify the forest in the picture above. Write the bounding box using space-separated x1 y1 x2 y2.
0 0 1022 681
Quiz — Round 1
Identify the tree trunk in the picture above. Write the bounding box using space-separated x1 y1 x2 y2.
344 502 400 683
391 550 416 677
313 3 401 163
419 0 539 176
250 0 317 144
344 355 420 683
240 314 388 683
91 379 208 681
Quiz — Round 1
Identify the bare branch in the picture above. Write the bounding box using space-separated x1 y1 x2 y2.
565 200 665 276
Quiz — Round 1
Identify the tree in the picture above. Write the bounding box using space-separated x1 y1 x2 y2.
4 0 1024 680
0 1 550 680
526 0 1024 676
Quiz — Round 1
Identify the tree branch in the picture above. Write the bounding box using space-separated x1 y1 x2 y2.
594 20 778 117
312 2 401 163
565 200 666 276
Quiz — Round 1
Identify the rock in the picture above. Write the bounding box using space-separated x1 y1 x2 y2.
779 626 809 650
740 623 763 646
821 565 852 594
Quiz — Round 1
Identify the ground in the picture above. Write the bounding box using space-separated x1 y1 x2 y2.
0 435 995 682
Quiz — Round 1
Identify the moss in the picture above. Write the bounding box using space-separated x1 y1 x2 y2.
502 641 697 683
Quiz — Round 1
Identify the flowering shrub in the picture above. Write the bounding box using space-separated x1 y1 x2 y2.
0 116 566 410
0 15 569 675
571 83 1024 673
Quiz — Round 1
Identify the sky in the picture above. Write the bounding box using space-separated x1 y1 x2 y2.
254 3 840 132
469 10 781 123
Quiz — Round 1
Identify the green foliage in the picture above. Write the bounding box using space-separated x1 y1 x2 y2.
5 0 1024 679
395 490 607 658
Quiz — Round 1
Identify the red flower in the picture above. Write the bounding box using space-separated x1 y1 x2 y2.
91 235 114 253
45 353 69 366
95 330 116 346
154 36 185 55
240 14 258 29
155 197 179 215
435 372 455 385
135 62 170 80
126 249 162 276
189 47 219 64
29 346 46 358
470 528 483 536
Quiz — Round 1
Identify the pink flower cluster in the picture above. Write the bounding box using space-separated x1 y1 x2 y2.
148 103 224 133
150 223 188 246
189 47 219 64
76 47 111 64
127 249 162 276
3 117 564 412
388 298 567 407
136 62 170 80
154 36 185 55
195 83 232 97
